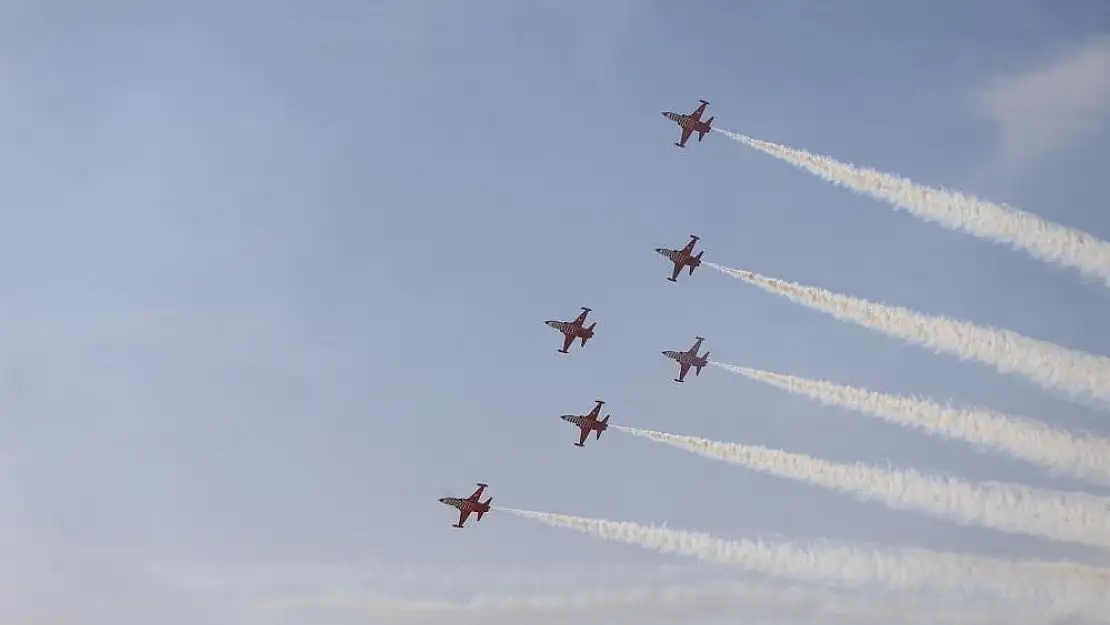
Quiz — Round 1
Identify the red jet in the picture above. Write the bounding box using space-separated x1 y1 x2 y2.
656 235 705 282
545 307 597 354
662 100 714 148
560 400 611 447
662 336 710 383
438 483 493 529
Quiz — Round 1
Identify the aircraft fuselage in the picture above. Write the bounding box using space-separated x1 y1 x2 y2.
545 320 593 337
663 350 708 366
561 414 607 429
663 112 711 132
438 497 468 510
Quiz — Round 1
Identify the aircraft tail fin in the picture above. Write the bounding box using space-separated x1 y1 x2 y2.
478 498 492 521
690 251 703 274
699 117 714 141
597 415 609 438
582 322 596 345
696 354 709 375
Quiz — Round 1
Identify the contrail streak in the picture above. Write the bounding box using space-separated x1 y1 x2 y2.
613 425 1110 549
714 128 1110 287
707 262 1110 405
713 361 1110 487
498 508 1110 615
265 579 1035 625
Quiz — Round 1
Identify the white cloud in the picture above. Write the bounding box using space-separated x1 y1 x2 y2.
244 579 1044 625
971 35 1110 168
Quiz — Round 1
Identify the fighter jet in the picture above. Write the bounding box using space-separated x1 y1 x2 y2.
662 336 710 383
438 483 493 529
656 235 705 282
662 100 714 148
560 400 610 447
545 307 597 354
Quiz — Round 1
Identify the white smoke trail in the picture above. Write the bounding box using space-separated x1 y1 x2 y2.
256 578 1034 625
713 361 1110 487
497 508 1110 616
714 128 1110 287
707 262 1110 405
613 425 1110 549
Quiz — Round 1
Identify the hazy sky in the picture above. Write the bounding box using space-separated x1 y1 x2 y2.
2 1 1109 624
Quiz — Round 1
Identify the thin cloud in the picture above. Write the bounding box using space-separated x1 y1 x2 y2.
971 35 1110 168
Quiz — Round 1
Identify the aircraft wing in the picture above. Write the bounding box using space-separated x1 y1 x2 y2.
689 101 708 121
587 401 604 419
561 333 575 353
677 125 693 147
571 309 589 326
468 484 487 500
681 237 698 254
670 261 683 281
677 362 691 382
577 426 590 446
457 508 472 527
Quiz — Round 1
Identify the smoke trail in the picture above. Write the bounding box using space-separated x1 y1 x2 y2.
613 425 1110 549
714 128 1110 287
707 262 1110 405
498 508 1110 616
259 578 1033 625
712 362 1110 487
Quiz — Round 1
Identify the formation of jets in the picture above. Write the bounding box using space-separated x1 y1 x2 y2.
440 100 715 528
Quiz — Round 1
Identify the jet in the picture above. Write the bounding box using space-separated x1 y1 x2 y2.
545 307 597 354
560 400 611 447
438 483 493 529
662 100 714 148
662 336 710 383
655 235 705 282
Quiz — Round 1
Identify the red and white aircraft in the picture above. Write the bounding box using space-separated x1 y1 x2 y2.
662 99 714 148
545 307 597 354
656 235 705 282
438 483 493 529
560 400 610 447
662 336 710 383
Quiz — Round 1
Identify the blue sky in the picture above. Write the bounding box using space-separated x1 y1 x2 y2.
1 1 1109 623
